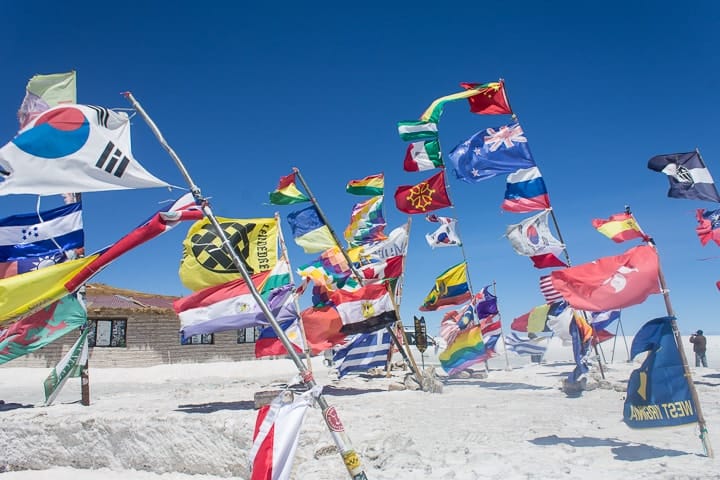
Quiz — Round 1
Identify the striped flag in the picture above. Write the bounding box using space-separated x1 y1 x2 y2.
480 318 502 353
404 140 443 172
505 332 549 356
333 330 391 377
397 120 438 142
540 274 563 303
43 327 88 405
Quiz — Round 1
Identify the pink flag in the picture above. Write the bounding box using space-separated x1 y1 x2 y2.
550 245 661 311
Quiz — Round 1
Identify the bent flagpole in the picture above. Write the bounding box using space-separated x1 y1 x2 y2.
123 92 369 480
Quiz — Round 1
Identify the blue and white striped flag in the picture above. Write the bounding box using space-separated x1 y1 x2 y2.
505 332 549 356
333 330 391 378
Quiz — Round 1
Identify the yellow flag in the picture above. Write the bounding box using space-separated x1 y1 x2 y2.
179 217 278 291
0 254 99 325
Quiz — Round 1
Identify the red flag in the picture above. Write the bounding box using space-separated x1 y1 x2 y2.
394 171 451 214
299 306 346 351
695 208 720 246
550 245 661 311
459 81 512 115
530 253 567 269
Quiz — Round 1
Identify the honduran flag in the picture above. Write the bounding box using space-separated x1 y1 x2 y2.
249 390 314 480
331 283 398 335
501 166 550 213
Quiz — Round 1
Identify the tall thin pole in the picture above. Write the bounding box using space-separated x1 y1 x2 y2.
492 281 512 371
641 234 713 457
123 93 369 480
275 212 313 372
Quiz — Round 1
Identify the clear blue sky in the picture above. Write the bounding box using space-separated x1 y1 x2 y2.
2 1 719 337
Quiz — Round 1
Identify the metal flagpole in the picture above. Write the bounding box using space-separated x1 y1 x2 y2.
628 207 713 457
123 93 369 479
611 319 620 363
275 212 313 372
293 167 424 385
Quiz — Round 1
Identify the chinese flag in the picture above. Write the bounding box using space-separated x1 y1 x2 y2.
460 81 512 115
550 245 661 312
394 170 452 214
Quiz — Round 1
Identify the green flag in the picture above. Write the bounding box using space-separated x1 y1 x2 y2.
44 327 88 405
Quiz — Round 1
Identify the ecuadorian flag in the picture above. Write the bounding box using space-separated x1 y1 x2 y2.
420 262 471 311
439 324 487 375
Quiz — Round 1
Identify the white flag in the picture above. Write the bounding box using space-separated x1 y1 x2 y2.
43 328 88 405
505 210 564 257
0 104 169 195
425 215 461 248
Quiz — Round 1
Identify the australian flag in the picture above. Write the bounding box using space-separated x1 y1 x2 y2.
448 123 536 183
648 151 720 202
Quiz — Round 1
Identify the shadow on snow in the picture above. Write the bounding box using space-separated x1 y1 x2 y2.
529 435 693 461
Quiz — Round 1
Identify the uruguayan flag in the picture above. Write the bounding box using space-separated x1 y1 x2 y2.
505 332 549 356
333 330 391 378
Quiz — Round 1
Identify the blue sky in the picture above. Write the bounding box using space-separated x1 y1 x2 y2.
2 1 719 337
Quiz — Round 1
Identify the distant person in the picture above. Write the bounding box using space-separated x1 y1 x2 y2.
689 330 708 367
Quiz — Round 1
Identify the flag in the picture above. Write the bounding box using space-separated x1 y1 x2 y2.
567 312 593 384
474 286 499 319
480 318 503 353
0 202 84 278
249 389 314 480
397 120 438 142
459 81 512 116
174 274 294 339
179 216 278 291
299 305 346 351
418 81 512 123
648 151 720 202
501 166 551 213
66 193 204 291
439 310 464 346
0 254 100 325
358 255 404 283
505 332 549 356
354 223 409 261
394 170 452 214
589 309 621 332
550 245 661 311
404 140 443 172
333 330 391 377
269 173 309 205
287 206 336 254
505 210 565 267
546 301 574 345
43 327 88 405
510 303 553 333
420 262 471 311
695 208 720 246
18 71 77 129
255 317 307 358
346 173 384 196
331 284 397 335
0 104 169 195
592 212 648 243
439 325 487 375
540 274 563 303
0 295 86 363
623 316 698 428
344 196 387 247
425 214 461 248
448 123 536 183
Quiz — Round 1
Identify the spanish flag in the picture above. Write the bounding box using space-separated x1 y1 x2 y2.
591 212 648 243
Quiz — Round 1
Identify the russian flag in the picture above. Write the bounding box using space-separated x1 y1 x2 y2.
501 167 551 213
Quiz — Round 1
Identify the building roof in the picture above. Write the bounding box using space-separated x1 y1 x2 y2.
84 283 179 313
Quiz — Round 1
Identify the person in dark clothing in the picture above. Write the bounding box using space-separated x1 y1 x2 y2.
689 330 708 367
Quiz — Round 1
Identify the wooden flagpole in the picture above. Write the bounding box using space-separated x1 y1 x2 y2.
123 93 370 480
275 212 313 372
628 207 713 457
292 167 424 385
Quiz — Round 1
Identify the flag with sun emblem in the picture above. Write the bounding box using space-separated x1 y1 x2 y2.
394 170 452 214
178 217 279 291
448 122 536 183
420 262 472 311
0 202 84 278
623 316 697 428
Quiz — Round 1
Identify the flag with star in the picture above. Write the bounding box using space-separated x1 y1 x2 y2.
448 123 536 183
394 170 452 214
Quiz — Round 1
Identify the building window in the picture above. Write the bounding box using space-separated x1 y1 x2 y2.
181 333 214 345
88 319 127 348
237 326 262 344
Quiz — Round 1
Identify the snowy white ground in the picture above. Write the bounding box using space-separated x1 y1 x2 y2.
1 337 718 480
